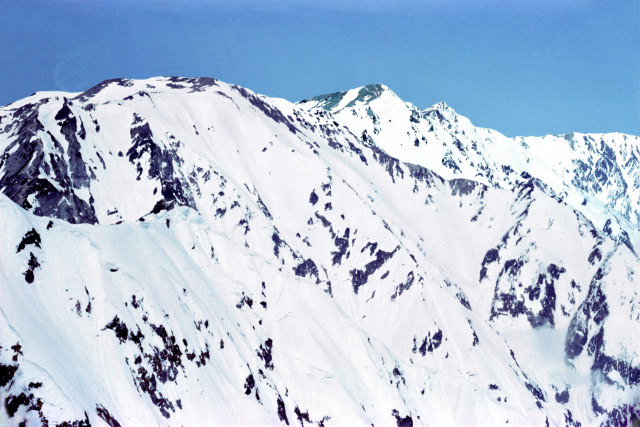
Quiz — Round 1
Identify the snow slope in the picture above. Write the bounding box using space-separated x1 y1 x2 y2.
0 77 638 426
299 85 640 246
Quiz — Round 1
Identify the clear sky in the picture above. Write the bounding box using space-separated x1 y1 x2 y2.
1 0 638 137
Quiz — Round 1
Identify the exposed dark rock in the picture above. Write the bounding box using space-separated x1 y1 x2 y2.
150 199 175 215
131 366 175 418
104 316 129 344
236 294 254 310
55 101 91 189
272 232 284 258
127 115 195 210
456 290 471 310
601 404 640 427
294 406 312 425
365 136 406 182
0 363 18 387
167 76 218 92
0 102 97 224
294 259 319 281
491 262 564 328
73 78 133 102
587 246 602 265
391 271 416 301
244 374 255 395
563 409 581 427
5 392 32 417
525 381 545 403
24 253 40 284
566 273 609 359
449 178 484 196
555 389 569 404
391 409 413 427
413 330 443 356
331 228 350 265
96 404 122 427
309 190 318 205
350 246 398 294
255 193 273 219
257 339 274 370
277 395 289 425
231 85 297 134
16 228 41 253
482 248 500 267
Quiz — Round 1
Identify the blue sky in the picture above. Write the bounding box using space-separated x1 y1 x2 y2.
1 0 638 136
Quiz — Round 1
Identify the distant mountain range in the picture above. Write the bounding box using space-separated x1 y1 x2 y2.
1 76 638 426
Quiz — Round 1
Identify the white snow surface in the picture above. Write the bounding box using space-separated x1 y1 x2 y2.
0 76 638 426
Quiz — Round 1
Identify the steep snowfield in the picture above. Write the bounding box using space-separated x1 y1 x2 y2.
0 77 638 426
299 85 640 246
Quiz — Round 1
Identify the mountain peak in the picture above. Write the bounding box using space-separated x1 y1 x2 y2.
424 100 456 115
298 83 397 112
429 100 449 110
354 83 391 98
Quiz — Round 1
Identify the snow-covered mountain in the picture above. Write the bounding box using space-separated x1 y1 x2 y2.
0 76 638 426
299 84 640 247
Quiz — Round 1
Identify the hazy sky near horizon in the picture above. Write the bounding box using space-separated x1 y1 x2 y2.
1 0 638 137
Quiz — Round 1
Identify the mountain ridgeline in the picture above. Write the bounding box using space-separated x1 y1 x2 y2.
0 77 639 426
